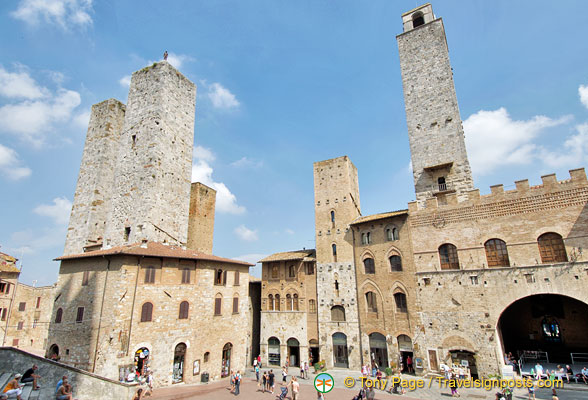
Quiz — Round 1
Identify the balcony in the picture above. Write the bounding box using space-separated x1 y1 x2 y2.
431 182 455 194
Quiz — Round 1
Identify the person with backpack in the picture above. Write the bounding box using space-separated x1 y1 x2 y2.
233 371 241 395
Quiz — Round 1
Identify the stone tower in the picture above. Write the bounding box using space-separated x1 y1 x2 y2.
187 182 216 254
103 61 196 248
397 4 474 206
313 156 362 370
64 99 126 255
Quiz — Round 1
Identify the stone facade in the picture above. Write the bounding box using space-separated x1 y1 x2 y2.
397 4 473 206
187 182 216 254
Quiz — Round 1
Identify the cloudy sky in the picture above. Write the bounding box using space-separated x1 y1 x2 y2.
1 1 588 285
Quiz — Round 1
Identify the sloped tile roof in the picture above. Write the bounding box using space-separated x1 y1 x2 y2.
350 210 409 225
259 249 316 263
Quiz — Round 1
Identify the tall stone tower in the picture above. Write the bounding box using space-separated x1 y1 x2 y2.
187 182 216 254
64 99 126 255
103 61 196 248
397 4 474 206
313 156 362 370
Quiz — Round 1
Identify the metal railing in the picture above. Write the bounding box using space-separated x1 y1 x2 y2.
571 352 588 364
518 350 549 367
431 182 454 193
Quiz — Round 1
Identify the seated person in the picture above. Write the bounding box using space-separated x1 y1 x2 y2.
582 367 588 384
56 376 68 395
20 364 40 390
56 383 73 400
565 365 573 383
3 374 23 400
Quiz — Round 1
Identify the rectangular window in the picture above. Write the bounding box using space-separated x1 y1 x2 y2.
0 308 6 321
234 271 240 285
17 321 23 330
470 276 479 285
18 302 26 311
306 263 314 275
82 270 89 286
233 297 239 313
36 297 41 308
76 307 84 323
181 268 191 284
214 298 222 316
33 319 38 328
271 264 279 279
144 267 155 284
12 338 18 346
0 282 6 293
5 283 9 294
309 300 316 313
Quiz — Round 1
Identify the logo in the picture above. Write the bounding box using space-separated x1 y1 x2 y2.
314 372 334 393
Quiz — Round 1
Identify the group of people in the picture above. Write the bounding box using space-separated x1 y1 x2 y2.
1 365 43 400
227 370 242 395
532 362 588 384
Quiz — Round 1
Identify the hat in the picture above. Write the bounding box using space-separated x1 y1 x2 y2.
14 374 22 379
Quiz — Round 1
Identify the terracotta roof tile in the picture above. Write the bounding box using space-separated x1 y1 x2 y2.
259 249 316 263
55 241 254 266
350 210 409 225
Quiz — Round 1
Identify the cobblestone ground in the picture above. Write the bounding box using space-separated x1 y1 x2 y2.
148 368 588 400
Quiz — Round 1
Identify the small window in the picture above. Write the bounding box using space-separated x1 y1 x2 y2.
366 292 378 313
470 276 479 285
234 271 240 285
288 265 296 278
17 321 23 330
538 232 568 263
215 269 225 285
204 352 210 362
331 305 346 321
330 210 335 226
179 301 189 319
124 227 131 242
363 258 375 274
268 294 274 311
76 306 85 323
389 255 402 271
55 308 63 323
271 264 279 279
394 293 408 313
140 303 152 322
309 299 316 313
332 244 337 256
293 293 299 311
542 317 561 342
362 232 372 245
439 244 459 270
412 11 425 28
286 294 292 311
214 296 222 316
233 297 239 313
144 267 155 284
18 302 26 311
0 308 7 321
181 268 191 284
82 270 89 286
33 319 38 328
275 294 281 311
0 282 7 293
12 338 18 347
306 263 314 275
36 296 41 309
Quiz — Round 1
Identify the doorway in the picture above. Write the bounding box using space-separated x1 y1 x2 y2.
268 337 281 366
173 343 186 382
397 335 413 373
309 339 319 366
369 332 389 369
333 332 349 368
450 350 478 379
222 343 232 378
134 347 150 377
287 338 300 367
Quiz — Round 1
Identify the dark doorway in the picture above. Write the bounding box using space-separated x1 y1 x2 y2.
369 333 388 369
333 332 349 368
173 343 186 382
287 338 300 367
134 347 150 377
397 335 413 373
268 337 281 366
309 340 319 366
222 343 232 378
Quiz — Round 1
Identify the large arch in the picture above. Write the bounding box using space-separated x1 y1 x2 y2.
497 293 588 372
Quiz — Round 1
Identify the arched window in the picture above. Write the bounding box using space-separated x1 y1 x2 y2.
365 292 377 313
439 244 459 270
233 296 239 313
437 176 446 191
293 294 299 311
386 227 400 241
330 210 335 227
309 299 316 313
275 294 280 311
286 294 292 311
55 308 63 323
542 317 561 342
394 293 408 313
485 239 510 267
332 244 337 256
331 305 346 321
204 351 210 362
214 294 222 315
412 11 425 28
362 232 372 245
141 302 153 322
538 233 568 263
268 294 274 311
363 257 375 274
178 301 189 319
389 255 402 271
288 265 296 278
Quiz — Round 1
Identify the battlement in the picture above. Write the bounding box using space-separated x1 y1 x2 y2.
408 168 587 212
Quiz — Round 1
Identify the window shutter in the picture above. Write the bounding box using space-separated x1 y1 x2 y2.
234 271 239 285
18 302 26 311
179 301 189 319
233 297 239 313
223 270 227 285
36 297 41 308
55 308 62 323
82 270 89 286
215 298 222 315
76 307 84 322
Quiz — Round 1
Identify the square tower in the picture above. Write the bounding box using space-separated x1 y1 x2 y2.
397 4 474 207
103 61 196 247
313 156 362 370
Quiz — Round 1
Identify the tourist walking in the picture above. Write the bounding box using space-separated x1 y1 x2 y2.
288 376 300 400
268 369 275 394
233 370 241 395
255 364 260 382
304 361 309 379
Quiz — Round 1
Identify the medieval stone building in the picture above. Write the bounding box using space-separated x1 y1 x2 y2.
259 3 588 377
46 61 254 387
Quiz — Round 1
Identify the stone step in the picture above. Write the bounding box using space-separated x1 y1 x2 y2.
0 372 12 391
20 384 33 399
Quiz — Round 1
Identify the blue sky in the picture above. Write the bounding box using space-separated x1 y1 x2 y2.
1 1 588 285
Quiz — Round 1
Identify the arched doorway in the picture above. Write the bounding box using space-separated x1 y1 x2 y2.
287 338 300 367
497 294 588 373
134 347 150 377
309 339 319 366
173 343 186 382
332 332 349 368
268 337 281 366
48 344 59 360
397 335 413 373
221 343 232 378
369 333 388 369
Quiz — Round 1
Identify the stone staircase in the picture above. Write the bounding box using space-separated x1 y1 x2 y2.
0 372 44 400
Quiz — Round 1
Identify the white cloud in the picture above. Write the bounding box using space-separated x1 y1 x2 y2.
0 143 32 180
33 196 72 225
73 109 90 129
193 145 216 162
579 84 588 110
166 53 191 69
234 225 258 242
539 123 588 169
230 157 263 169
11 0 93 30
0 66 46 99
208 82 240 110
119 75 131 87
464 107 570 175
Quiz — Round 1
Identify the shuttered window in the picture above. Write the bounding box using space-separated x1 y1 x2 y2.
233 297 239 313
140 302 153 322
55 308 63 323
144 267 155 284
214 297 222 315
82 270 89 286
234 271 240 285
179 301 189 319
76 307 84 322
181 269 191 284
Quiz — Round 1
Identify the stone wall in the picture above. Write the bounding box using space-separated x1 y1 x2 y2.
187 182 216 254
64 99 125 255
104 61 196 248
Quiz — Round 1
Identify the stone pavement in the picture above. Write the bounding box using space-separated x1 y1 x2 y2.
149 368 588 400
